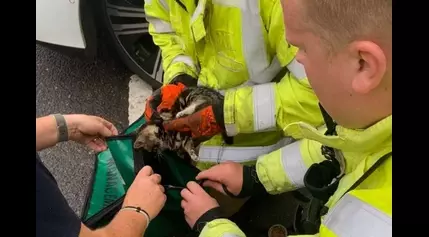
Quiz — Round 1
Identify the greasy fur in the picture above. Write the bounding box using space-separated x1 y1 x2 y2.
133 86 230 162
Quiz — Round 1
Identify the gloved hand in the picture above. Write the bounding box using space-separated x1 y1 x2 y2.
143 74 197 122
162 104 225 140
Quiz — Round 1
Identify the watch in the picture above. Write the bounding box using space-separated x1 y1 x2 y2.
53 114 69 142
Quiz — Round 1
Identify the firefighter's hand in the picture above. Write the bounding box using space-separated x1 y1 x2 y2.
196 161 244 196
181 181 220 229
143 83 187 122
64 114 119 152
143 74 197 122
162 105 224 140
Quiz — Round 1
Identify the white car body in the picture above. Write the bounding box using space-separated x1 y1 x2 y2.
36 0 86 49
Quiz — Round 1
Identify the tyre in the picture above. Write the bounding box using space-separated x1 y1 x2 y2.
95 0 164 89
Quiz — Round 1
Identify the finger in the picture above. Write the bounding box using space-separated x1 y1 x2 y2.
181 200 187 209
107 123 119 136
162 119 191 132
87 142 107 153
92 117 117 136
91 137 107 147
203 180 226 194
98 118 119 136
180 188 194 201
186 181 206 195
162 193 167 203
185 216 192 228
138 166 153 177
196 165 225 183
159 184 165 193
150 174 162 184
94 121 116 138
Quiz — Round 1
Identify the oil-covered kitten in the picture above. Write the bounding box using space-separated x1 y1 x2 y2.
133 86 232 161
133 122 198 161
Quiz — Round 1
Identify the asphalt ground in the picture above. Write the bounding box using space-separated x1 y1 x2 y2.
36 42 153 216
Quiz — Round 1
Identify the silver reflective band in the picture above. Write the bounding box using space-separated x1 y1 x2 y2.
146 17 173 33
253 83 276 132
287 58 307 80
198 137 294 163
158 0 169 11
323 194 392 237
190 0 206 24
212 0 282 85
280 140 307 189
170 55 196 69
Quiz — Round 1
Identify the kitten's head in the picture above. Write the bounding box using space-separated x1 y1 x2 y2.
133 123 166 152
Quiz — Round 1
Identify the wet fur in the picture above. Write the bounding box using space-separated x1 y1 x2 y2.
133 86 232 162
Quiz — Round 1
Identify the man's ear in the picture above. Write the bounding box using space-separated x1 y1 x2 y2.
351 41 387 94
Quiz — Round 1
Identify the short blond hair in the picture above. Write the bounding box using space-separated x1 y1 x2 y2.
301 0 392 52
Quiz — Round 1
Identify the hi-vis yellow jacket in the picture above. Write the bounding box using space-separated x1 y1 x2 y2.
199 115 392 237
144 0 325 166
144 0 304 89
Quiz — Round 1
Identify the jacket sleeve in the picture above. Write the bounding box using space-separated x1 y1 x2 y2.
222 0 323 137
223 73 324 137
264 0 300 68
198 218 320 237
199 219 246 237
144 0 199 84
256 138 326 194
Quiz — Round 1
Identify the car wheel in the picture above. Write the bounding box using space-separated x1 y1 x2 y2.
95 0 163 89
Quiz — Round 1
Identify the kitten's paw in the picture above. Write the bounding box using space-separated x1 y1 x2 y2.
175 110 188 118
189 151 199 161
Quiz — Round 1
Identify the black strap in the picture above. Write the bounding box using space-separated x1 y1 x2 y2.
296 104 392 234
342 151 392 199
303 104 342 203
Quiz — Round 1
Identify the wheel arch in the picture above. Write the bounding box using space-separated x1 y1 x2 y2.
36 0 98 58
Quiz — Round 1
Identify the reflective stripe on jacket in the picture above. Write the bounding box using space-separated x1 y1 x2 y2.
145 0 324 165
195 73 324 165
144 0 298 89
199 115 392 237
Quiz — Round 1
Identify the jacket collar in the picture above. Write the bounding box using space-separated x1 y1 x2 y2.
284 115 392 153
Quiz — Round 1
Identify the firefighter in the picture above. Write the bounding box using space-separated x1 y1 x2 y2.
167 0 393 236
143 0 325 171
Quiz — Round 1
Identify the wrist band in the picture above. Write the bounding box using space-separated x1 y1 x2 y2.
193 206 224 233
121 206 151 229
53 114 68 142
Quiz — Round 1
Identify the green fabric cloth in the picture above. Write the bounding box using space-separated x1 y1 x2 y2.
81 116 200 236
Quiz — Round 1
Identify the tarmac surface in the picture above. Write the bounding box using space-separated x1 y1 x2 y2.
36 42 152 216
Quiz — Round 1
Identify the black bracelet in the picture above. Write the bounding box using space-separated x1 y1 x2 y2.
53 114 68 142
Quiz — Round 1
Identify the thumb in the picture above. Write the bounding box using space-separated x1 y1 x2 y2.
97 123 115 138
196 165 224 183
203 180 225 194
162 119 190 132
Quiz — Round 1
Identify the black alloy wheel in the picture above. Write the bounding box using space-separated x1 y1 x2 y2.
98 0 164 89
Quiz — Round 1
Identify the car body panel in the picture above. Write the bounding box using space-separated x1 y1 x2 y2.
36 0 86 49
